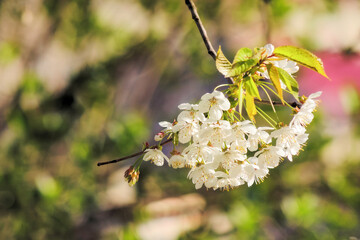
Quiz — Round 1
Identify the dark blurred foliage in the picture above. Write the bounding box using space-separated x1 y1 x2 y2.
0 0 360 239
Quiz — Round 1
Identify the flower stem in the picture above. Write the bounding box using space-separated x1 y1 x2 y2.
97 138 173 166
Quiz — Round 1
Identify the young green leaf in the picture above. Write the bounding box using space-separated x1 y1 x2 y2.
216 46 232 76
233 48 253 64
225 59 257 78
274 46 328 79
244 76 261 100
238 81 244 118
266 63 284 103
245 93 256 121
276 67 299 98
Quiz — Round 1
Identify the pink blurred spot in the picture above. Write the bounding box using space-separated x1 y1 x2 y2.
298 52 360 117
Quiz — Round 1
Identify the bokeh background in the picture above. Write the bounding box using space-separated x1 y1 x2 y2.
1 0 360 239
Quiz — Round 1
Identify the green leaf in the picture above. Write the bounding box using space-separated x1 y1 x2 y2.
245 93 256 121
233 47 253 64
226 59 257 78
274 46 328 79
244 76 261 100
276 67 299 98
216 46 232 76
266 63 284 103
238 81 244 118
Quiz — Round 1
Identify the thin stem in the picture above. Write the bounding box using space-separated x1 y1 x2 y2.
259 85 276 113
259 84 280 123
257 106 277 125
256 106 276 128
97 138 173 166
214 84 231 91
260 83 293 109
259 81 302 108
185 0 234 84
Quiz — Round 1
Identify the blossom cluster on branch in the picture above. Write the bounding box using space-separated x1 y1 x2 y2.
115 42 327 190
144 88 321 190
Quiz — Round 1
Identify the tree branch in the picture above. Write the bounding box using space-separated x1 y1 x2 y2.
254 99 302 108
97 138 173 166
185 0 233 84
185 0 217 60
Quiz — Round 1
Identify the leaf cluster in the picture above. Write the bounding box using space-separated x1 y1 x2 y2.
216 45 328 121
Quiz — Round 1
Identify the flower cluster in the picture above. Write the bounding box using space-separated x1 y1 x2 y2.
143 90 321 190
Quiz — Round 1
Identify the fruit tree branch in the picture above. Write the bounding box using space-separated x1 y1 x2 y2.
185 0 217 60
97 138 173 166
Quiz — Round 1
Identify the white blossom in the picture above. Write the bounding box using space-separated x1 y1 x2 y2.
213 173 245 190
214 149 246 171
255 146 283 169
300 91 322 113
242 157 268 187
143 149 169 166
290 92 322 131
159 121 176 133
182 143 216 167
199 120 233 148
230 140 248 155
270 126 308 161
187 164 218 189
264 43 275 57
169 154 186 169
177 103 206 122
248 127 273 151
154 132 165 141
290 112 312 134
274 59 299 76
228 120 257 143
198 91 230 120
173 121 200 144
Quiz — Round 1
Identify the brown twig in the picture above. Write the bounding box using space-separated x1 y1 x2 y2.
97 138 173 166
185 0 234 84
254 99 302 108
185 0 217 60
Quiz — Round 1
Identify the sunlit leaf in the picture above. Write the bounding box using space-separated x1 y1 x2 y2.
233 47 253 64
216 46 232 76
245 93 256 121
226 59 257 78
244 76 261 100
238 81 244 118
266 63 284 103
274 46 328 79
277 67 299 98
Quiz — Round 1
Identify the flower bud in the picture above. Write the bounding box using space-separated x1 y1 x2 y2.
124 166 140 187
142 142 150 150
154 132 165 141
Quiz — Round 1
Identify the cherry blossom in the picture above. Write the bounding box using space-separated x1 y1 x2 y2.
198 90 230 120
144 87 321 190
143 149 169 166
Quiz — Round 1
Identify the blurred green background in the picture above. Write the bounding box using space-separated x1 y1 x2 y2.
0 0 360 239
